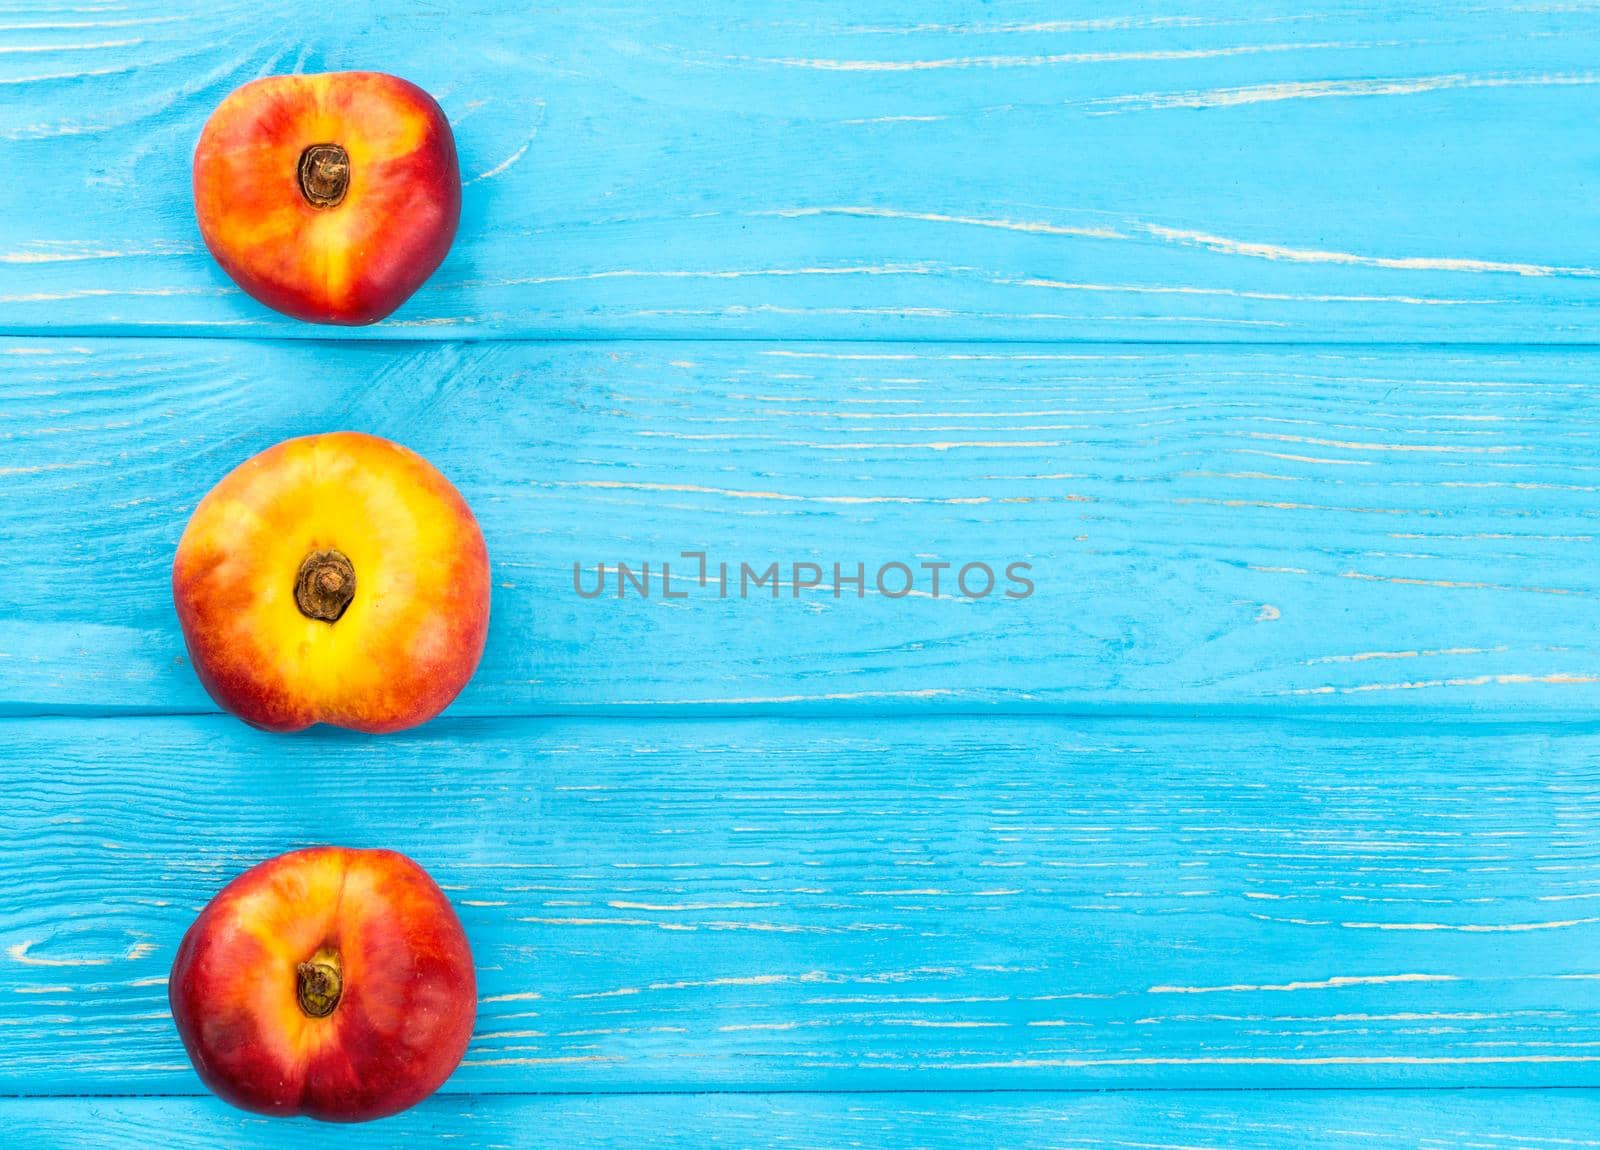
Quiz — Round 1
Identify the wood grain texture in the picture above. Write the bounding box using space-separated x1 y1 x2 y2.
4 1 1600 340
7 1091 1599 1149
5 338 1600 717
8 0 1600 1137
6 714 1600 1093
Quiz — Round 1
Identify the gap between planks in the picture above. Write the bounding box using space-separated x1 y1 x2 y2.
17 331 1600 349
9 708 1600 729
7 1085 1600 1098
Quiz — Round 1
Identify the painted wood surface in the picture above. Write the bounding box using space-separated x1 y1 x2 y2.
7 714 1600 1094
7 1091 1599 1149
4 1 1600 341
5 338 1600 718
7 0 1600 1141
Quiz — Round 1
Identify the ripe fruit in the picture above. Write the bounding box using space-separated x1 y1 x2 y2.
193 72 460 324
172 432 490 733
170 847 476 1122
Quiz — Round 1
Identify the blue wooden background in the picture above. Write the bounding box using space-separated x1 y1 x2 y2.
4 0 1600 1144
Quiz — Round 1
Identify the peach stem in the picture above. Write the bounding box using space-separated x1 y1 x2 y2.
294 549 357 622
296 950 343 1018
298 143 350 208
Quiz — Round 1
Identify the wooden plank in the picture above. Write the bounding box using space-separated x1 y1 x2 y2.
5 338 1600 717
5 1090 1599 1149
5 713 1600 1093
3 2 1600 341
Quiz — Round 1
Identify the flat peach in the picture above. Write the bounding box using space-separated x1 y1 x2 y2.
170 847 476 1122
194 72 460 324
172 432 489 733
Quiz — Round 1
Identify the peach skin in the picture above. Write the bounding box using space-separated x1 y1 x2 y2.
170 847 477 1122
172 432 490 733
193 72 460 324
